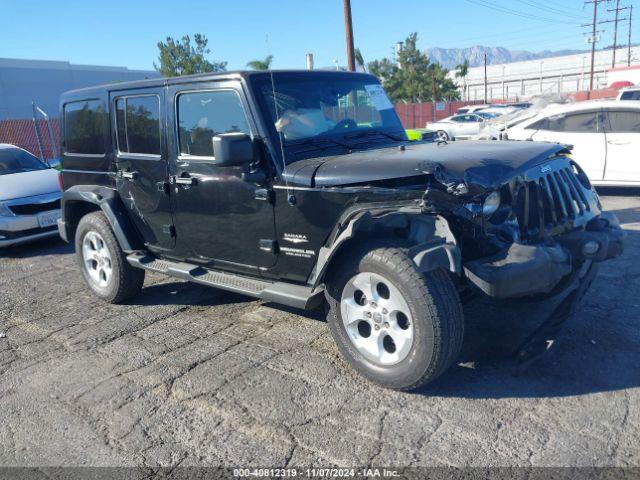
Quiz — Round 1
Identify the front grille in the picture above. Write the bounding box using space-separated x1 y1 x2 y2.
513 162 593 240
8 199 60 216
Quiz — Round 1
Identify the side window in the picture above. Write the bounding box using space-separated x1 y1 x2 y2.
605 110 640 133
177 90 250 157
528 118 549 130
620 91 640 100
115 95 161 155
64 99 106 154
546 112 600 133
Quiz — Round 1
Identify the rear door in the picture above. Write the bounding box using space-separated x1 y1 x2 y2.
603 108 640 183
530 110 606 182
111 87 175 251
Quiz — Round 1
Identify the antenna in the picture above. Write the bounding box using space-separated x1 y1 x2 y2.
266 46 295 205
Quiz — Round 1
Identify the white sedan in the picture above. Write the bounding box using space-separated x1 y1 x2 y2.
426 112 498 141
507 100 640 186
0 144 62 247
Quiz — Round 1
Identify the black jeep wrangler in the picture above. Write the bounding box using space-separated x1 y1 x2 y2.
57 70 623 390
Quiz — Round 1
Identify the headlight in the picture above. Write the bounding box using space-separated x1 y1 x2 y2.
482 191 501 216
0 202 13 217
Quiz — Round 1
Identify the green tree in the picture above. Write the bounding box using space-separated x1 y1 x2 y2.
368 33 459 102
154 34 227 77
246 55 274 70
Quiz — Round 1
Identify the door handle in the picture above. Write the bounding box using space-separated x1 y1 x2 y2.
607 140 630 146
173 175 196 186
118 170 138 180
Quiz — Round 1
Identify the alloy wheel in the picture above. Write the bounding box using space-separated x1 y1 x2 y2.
340 272 414 366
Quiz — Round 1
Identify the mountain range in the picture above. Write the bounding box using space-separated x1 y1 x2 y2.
425 45 587 70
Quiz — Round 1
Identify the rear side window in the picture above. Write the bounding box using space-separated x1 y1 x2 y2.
604 110 640 133
539 111 601 133
177 90 251 157
115 95 161 155
620 91 640 100
64 99 107 154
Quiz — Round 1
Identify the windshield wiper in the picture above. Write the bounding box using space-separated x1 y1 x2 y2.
286 136 354 150
344 129 405 142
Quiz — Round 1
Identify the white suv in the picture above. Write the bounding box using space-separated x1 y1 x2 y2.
0 144 62 247
507 101 640 186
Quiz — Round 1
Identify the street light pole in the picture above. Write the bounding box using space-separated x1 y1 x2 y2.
343 0 356 72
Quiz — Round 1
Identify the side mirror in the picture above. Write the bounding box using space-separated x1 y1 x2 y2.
212 133 255 166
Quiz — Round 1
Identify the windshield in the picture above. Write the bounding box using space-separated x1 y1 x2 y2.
0 147 49 175
250 72 406 163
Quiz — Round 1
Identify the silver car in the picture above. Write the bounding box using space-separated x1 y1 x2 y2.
0 144 61 247
426 112 497 141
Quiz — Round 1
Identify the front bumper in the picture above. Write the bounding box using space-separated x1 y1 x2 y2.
463 213 624 299
0 210 61 248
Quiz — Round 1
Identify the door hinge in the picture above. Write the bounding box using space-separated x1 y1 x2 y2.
259 239 278 254
255 188 274 203
162 225 176 237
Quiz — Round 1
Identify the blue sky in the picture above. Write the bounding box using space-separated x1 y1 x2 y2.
1 0 636 71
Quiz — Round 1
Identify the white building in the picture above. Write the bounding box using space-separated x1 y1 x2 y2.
454 46 640 101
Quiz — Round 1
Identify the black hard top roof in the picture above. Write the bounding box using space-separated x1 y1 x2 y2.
61 69 377 101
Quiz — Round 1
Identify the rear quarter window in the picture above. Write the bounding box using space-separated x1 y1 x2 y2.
63 99 107 155
605 110 640 133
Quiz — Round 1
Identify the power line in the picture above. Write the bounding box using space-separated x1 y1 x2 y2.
513 0 590 20
462 0 584 25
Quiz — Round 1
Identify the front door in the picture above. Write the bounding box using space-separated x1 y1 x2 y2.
603 108 640 183
111 87 175 251
167 82 277 270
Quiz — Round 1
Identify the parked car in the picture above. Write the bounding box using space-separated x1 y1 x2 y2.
508 100 640 186
0 144 61 247
617 86 640 101
57 70 623 390
426 112 497 141
456 104 490 114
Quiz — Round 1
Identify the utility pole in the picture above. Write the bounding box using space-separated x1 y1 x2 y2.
629 5 634 66
483 54 488 103
606 1 630 68
343 0 356 72
583 0 610 91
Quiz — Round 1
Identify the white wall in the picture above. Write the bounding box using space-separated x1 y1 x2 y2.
451 46 640 101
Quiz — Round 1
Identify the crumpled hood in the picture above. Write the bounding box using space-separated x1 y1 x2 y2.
0 168 59 201
282 140 571 191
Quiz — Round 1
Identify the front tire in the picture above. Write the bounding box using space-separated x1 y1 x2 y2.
75 211 144 303
325 245 464 391
436 130 450 141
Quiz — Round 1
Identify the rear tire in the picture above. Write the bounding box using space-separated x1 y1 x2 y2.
325 244 464 391
75 211 144 303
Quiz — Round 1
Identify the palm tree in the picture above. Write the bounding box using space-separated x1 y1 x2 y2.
355 48 366 72
246 55 274 70
455 59 470 101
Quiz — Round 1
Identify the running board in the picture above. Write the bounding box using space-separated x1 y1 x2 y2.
126 253 324 310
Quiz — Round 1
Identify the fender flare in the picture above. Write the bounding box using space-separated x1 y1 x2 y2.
59 185 143 252
310 208 461 289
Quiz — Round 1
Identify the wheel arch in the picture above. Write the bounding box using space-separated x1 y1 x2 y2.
60 185 144 253
310 208 461 289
